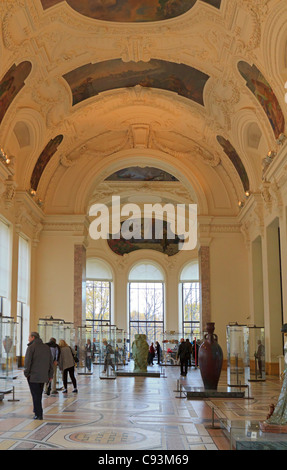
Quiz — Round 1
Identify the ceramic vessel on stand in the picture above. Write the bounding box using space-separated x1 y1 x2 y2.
198 322 223 390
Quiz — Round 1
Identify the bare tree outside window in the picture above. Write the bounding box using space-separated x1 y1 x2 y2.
129 282 164 346
182 281 200 339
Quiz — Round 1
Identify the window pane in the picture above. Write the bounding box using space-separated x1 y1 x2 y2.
85 280 111 328
129 281 164 346
0 220 10 298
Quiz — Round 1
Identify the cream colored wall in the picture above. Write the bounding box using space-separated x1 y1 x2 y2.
209 234 250 357
33 233 75 328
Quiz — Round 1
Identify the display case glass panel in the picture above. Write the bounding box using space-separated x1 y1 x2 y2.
115 328 128 370
248 326 265 381
162 331 181 365
226 323 250 386
99 324 116 379
0 316 16 393
77 326 94 375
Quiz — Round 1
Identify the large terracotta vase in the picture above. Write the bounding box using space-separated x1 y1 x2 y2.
198 322 223 390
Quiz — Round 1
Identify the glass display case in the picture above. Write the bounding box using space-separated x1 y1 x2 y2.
99 324 117 379
162 331 181 366
77 326 94 375
226 323 250 386
38 316 65 343
115 328 128 371
248 325 265 382
0 316 16 393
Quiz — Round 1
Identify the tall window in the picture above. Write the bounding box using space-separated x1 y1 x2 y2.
0 219 11 317
129 262 164 346
17 236 30 361
86 259 112 332
180 261 201 339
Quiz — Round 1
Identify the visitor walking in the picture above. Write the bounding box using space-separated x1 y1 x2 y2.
24 332 54 420
148 342 155 365
58 339 78 394
177 338 189 376
155 341 162 364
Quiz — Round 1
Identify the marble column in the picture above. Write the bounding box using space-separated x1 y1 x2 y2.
199 245 211 330
74 244 86 328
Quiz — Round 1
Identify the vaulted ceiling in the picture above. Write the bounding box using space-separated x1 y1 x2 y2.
1 0 286 216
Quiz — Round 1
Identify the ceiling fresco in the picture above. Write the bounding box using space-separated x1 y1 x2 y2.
63 59 209 106
238 61 285 140
0 62 32 125
40 0 221 22
216 136 250 192
108 218 181 256
105 167 178 181
30 135 64 191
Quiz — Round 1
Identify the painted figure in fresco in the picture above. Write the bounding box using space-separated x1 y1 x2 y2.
238 62 285 139
265 324 287 426
0 62 32 124
63 59 209 106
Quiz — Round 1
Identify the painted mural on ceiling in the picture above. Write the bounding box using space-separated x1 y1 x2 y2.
216 136 249 192
30 135 63 191
63 59 209 106
108 218 181 256
105 167 178 181
0 62 32 125
40 0 221 22
238 61 285 140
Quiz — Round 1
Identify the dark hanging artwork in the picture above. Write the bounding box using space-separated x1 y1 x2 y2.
216 136 250 192
30 135 63 191
40 0 221 22
105 167 178 181
107 218 181 256
238 61 285 139
63 59 209 106
0 62 32 125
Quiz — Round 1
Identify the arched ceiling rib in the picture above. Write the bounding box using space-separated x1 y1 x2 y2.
0 0 286 217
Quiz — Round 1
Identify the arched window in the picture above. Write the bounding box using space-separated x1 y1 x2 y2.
128 262 164 346
180 261 201 338
86 259 113 331
0 219 11 316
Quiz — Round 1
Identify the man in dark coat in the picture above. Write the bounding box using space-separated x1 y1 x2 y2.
24 332 54 420
177 338 189 376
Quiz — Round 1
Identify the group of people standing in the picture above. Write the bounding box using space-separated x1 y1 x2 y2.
148 341 162 365
24 332 78 420
177 338 198 376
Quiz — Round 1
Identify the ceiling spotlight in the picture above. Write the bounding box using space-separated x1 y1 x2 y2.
245 190 250 198
276 133 287 145
238 200 244 208
29 188 36 197
267 150 276 159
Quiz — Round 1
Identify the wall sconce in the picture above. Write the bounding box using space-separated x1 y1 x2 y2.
238 200 244 208
29 188 37 197
276 133 287 145
245 190 251 198
0 147 10 165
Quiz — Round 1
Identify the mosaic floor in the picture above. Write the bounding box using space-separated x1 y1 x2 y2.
0 364 284 451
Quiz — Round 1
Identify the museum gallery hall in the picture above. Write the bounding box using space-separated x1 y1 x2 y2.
0 0 287 452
